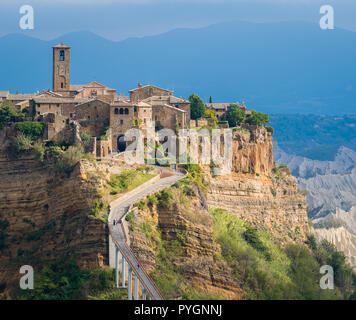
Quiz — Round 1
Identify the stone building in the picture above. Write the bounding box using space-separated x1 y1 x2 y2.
1 43 192 158
205 102 247 120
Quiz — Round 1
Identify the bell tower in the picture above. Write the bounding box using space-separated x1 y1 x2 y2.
53 43 71 92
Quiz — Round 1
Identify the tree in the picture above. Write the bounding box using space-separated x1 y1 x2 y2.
226 104 245 127
205 109 217 123
245 110 270 126
209 96 213 103
0 101 21 130
189 94 206 120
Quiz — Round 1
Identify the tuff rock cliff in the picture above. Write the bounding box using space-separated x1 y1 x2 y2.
129 127 311 299
0 153 109 285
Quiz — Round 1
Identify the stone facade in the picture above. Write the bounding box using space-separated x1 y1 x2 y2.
53 43 71 92
129 84 172 103
1 44 192 158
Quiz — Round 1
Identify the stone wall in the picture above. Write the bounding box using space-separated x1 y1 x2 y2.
152 105 187 131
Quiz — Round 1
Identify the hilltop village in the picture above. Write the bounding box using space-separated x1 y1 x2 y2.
1 43 355 302
0 43 250 158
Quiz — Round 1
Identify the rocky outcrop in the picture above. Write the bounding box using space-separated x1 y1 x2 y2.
205 127 310 245
230 127 273 175
129 190 242 299
129 127 310 299
0 154 110 285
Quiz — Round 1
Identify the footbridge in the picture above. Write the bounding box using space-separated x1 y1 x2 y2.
108 168 186 300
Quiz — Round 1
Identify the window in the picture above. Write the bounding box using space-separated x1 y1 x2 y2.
57 104 60 107
119 108 124 114
61 82 64 89
155 115 158 121
37 104 41 108
114 108 119 115
144 118 146 124
88 116 90 120
144 109 146 113
134 107 137 112
124 108 129 115
70 113 73 118
120 119 124 125
60 50 65 61
91 90 97 97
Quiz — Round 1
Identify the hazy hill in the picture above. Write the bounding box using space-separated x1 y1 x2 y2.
2 21 356 114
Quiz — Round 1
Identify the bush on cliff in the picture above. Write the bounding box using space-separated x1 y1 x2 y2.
0 101 21 129
14 121 45 140
55 145 83 174
245 110 270 126
9 258 126 300
211 207 351 300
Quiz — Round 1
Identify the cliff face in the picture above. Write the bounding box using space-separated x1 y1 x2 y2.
0 154 109 285
130 190 242 299
129 127 310 299
204 127 310 245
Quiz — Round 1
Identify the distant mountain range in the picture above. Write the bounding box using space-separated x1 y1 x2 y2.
1 21 356 114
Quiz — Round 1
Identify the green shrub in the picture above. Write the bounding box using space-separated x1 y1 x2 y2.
265 126 274 134
243 225 270 260
226 104 245 127
125 211 135 223
147 194 158 206
14 133 32 152
80 132 91 144
33 142 45 162
107 168 155 195
157 189 173 209
136 200 147 210
14 122 45 140
245 110 270 126
55 145 84 174
0 102 21 129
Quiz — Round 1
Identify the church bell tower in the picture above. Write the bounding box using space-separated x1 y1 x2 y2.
52 43 71 92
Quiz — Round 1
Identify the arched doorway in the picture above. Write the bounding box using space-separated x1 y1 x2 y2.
117 135 126 152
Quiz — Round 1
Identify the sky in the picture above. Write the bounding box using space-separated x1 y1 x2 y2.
1 0 356 40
